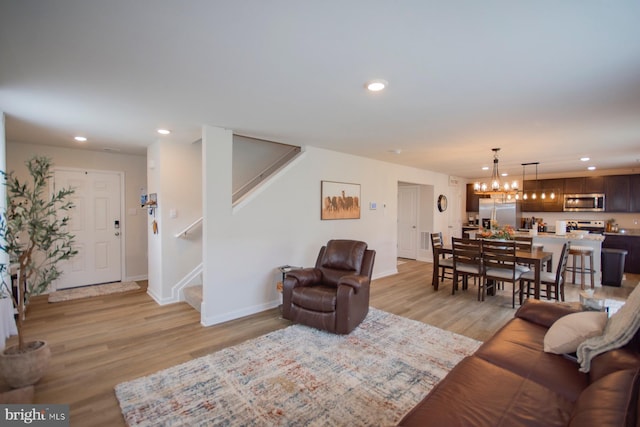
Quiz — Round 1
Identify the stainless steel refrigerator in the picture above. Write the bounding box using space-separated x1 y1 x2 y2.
479 198 520 229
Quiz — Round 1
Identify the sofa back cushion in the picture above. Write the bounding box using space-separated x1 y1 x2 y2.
569 368 640 427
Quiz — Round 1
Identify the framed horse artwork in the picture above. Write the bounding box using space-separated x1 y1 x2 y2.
321 181 361 220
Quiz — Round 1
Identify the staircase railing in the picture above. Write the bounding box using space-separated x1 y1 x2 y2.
175 217 203 238
232 145 301 204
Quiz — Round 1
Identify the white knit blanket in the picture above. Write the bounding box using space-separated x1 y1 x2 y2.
577 284 640 372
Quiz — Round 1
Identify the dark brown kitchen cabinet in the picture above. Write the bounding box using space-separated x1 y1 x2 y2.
540 179 564 212
605 175 630 212
563 176 604 194
629 174 640 213
563 177 584 194
584 176 605 193
520 180 541 212
520 179 561 212
465 183 488 212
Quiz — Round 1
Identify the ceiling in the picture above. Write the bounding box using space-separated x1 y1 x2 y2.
2 1 640 181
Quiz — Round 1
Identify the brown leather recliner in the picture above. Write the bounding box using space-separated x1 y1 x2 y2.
282 240 376 334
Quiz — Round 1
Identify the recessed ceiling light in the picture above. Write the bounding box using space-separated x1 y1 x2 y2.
365 79 388 92
587 166 596 171
580 157 590 162
482 166 490 171
157 129 171 135
74 136 87 142
388 149 402 154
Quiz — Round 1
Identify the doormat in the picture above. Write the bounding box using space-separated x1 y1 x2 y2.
48 281 141 303
115 308 481 426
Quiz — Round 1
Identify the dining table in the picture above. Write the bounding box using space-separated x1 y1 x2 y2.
432 245 553 300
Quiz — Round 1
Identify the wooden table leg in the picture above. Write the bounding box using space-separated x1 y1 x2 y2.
432 255 439 290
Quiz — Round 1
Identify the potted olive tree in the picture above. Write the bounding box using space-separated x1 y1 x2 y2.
0 156 76 388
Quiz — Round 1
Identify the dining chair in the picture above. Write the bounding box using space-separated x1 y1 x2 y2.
482 240 523 308
451 237 483 296
519 242 570 303
513 236 534 273
431 232 453 285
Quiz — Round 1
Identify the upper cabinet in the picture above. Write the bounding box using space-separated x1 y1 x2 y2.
585 177 605 193
465 183 489 212
630 175 640 213
605 175 631 212
564 177 604 194
467 174 640 213
539 179 564 212
521 179 563 212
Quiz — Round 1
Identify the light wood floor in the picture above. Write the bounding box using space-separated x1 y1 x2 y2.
2 260 638 426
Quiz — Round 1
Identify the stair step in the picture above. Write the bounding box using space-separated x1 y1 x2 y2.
184 285 202 313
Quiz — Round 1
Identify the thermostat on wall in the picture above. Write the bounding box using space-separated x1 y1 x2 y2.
369 202 377 210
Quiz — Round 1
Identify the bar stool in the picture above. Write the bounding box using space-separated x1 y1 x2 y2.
567 245 595 290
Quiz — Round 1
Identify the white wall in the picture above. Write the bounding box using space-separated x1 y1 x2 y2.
6 141 148 281
200 125 463 326
146 139 202 304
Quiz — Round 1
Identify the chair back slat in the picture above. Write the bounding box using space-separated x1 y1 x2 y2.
514 236 533 252
431 232 443 249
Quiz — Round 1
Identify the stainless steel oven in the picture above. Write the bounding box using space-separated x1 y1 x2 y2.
563 194 605 212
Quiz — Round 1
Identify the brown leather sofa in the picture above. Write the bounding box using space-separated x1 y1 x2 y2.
400 299 640 426
282 240 375 334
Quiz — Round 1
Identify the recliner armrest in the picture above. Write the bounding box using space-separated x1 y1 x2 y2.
515 299 581 328
285 268 322 287
338 274 369 293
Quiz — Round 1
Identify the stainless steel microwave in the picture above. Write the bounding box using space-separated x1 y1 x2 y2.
563 193 605 212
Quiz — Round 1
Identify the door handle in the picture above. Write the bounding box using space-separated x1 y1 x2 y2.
115 231 120 236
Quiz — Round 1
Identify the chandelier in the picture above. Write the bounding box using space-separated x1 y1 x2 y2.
473 148 519 199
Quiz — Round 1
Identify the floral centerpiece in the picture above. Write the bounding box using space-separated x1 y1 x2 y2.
479 224 515 240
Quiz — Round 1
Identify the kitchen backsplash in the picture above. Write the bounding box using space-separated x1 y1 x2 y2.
466 211 640 231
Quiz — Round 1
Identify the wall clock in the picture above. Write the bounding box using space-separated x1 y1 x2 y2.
437 194 448 212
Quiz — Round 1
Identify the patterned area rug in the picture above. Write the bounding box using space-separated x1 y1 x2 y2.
115 308 481 426
48 281 140 302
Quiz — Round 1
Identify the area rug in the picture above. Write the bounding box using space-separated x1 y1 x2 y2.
115 308 481 426
48 281 140 302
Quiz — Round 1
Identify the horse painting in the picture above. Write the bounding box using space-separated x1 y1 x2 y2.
321 181 361 220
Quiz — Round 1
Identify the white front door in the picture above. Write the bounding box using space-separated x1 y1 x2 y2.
397 185 418 259
54 170 122 289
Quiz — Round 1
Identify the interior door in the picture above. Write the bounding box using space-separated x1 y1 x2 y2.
54 170 122 289
397 185 418 259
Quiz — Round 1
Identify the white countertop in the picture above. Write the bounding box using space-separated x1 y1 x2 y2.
514 231 605 242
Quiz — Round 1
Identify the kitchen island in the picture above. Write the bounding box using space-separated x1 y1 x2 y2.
468 230 605 286
528 232 604 287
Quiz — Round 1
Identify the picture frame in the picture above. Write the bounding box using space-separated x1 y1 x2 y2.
321 181 361 220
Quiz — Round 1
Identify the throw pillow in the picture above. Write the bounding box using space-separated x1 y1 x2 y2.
577 284 640 373
544 311 608 354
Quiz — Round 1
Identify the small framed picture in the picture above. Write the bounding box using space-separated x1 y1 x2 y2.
321 181 361 220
